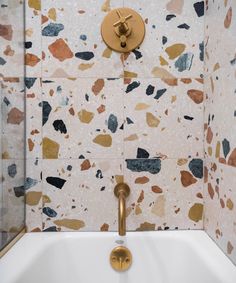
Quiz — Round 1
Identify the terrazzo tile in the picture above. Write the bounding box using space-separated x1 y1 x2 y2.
26 78 42 159
42 159 123 231
124 78 204 159
25 158 43 232
124 158 204 231
123 0 204 78
204 67 236 166
25 0 42 77
205 0 236 76
204 0 236 265
42 78 124 159
1 159 25 238
42 157 203 232
1 77 25 160
204 159 236 264
41 0 124 77
0 0 24 77
24 0 207 235
0 158 3 245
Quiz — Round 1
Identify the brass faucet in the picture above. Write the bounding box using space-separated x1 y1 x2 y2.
114 183 130 236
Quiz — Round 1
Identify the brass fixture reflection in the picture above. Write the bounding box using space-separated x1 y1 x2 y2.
110 246 132 272
101 8 145 52
114 183 130 236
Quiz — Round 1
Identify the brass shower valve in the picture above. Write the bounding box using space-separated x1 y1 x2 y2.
113 10 133 47
101 8 145 53
113 10 132 32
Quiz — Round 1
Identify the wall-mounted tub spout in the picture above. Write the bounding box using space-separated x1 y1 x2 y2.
114 183 130 236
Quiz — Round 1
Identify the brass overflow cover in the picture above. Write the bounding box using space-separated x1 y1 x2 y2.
101 8 145 52
110 246 132 272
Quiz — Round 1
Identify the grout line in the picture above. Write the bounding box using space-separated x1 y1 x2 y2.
37 76 205 80
205 231 236 267
205 157 236 170
30 157 205 161
0 227 26 258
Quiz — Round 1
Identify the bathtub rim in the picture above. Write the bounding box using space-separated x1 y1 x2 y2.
0 230 235 283
0 227 26 259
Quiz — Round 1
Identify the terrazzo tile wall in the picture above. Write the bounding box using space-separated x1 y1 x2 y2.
0 0 25 248
204 0 236 264
25 0 205 233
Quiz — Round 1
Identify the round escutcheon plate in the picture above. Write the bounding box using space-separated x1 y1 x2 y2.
101 8 146 53
110 246 132 272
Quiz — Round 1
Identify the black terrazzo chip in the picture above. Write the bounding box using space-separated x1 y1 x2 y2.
53 119 67 134
43 207 57 217
75 51 94 61
194 1 204 17
14 186 25 197
46 177 66 189
43 226 58 232
25 41 32 49
132 49 143 60
125 81 141 93
126 159 161 175
137 148 150 158
146 85 155 96
188 159 203 178
25 78 37 89
166 14 176 21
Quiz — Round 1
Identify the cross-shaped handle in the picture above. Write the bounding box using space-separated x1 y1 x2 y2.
113 10 132 35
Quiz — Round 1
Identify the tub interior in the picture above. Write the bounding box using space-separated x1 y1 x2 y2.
2 231 235 283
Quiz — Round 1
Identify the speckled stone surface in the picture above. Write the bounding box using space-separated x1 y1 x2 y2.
42 78 124 159
1 0 235 267
123 0 204 78
1 78 25 160
25 159 42 232
40 158 203 232
204 160 236 265
41 0 124 78
25 78 42 159
0 77 25 247
24 0 205 233
0 0 24 77
124 78 203 159
204 0 236 264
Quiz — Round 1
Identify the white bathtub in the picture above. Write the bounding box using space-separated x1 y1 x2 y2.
0 231 235 283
